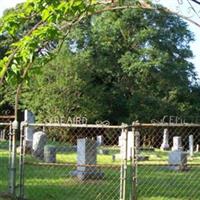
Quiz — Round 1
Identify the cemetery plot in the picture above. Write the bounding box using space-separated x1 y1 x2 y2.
132 124 200 200
2 120 200 200
22 124 122 200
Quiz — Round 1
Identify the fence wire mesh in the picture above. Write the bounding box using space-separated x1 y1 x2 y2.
132 123 200 200
21 124 124 200
2 121 200 200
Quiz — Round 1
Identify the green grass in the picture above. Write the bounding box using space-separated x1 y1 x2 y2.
23 165 120 200
1 142 200 200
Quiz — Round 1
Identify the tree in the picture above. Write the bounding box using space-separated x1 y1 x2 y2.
20 7 200 123
1 0 199 87
0 0 124 119
1 0 200 121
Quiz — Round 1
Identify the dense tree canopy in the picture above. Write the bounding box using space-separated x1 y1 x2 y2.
16 7 200 124
1 0 139 119
1 0 200 87
1 1 200 123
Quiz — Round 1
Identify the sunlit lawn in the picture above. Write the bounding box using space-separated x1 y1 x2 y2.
1 141 200 200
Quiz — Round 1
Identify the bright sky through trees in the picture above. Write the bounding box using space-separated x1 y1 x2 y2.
154 0 200 78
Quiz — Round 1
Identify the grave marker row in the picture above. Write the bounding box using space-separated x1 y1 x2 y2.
160 129 195 157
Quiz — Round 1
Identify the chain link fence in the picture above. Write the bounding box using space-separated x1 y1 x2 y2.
132 123 200 200
20 123 125 200
2 121 200 200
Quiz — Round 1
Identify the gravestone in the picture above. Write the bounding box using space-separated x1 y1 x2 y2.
119 131 134 160
0 130 6 140
134 130 140 155
196 144 199 152
24 110 35 148
119 130 141 160
71 138 104 180
118 134 123 147
168 150 188 170
44 145 56 163
168 136 188 170
98 149 109 155
96 135 103 146
160 129 170 150
189 135 194 157
32 131 47 160
172 136 183 151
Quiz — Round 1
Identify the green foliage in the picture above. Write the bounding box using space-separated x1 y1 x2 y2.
0 0 129 115
0 0 127 86
1 1 200 123
19 8 200 123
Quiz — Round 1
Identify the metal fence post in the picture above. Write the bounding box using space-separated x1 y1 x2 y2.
130 122 137 200
9 120 18 196
19 121 26 199
123 124 128 200
120 127 124 200
8 121 12 192
120 124 128 200
129 138 133 200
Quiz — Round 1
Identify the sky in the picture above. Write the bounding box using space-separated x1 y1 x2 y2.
0 0 200 77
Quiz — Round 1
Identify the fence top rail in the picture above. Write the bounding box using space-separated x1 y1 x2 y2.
0 115 15 119
131 122 200 128
0 122 11 126
25 123 124 129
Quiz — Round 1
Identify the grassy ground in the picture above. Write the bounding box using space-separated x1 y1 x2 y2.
1 141 200 200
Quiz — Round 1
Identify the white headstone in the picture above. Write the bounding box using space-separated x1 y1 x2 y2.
24 110 35 147
196 144 199 152
32 131 47 159
118 134 122 147
160 129 169 150
172 136 182 151
96 135 103 146
119 131 136 160
189 135 194 157
135 131 140 155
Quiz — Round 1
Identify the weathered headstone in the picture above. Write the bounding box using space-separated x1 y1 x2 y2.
196 144 199 152
118 134 123 147
189 135 194 157
0 129 6 140
169 136 188 170
24 110 35 148
96 135 103 146
168 150 188 170
172 136 183 151
71 138 104 180
160 128 170 150
135 131 140 154
119 130 141 160
44 145 56 163
98 149 109 155
120 131 134 160
32 131 47 160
